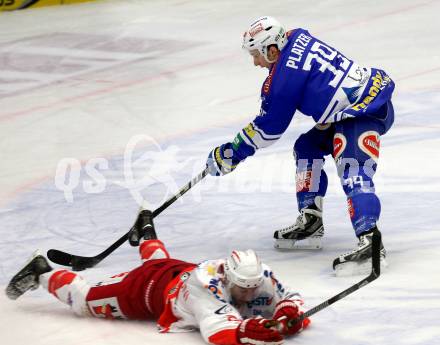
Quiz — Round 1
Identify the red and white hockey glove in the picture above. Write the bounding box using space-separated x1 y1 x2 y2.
236 317 284 345
272 300 309 336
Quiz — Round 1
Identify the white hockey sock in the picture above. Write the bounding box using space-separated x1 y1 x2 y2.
40 269 91 316
139 239 170 262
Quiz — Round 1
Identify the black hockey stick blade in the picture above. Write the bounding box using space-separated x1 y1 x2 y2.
286 228 382 328
47 249 73 267
47 249 100 271
47 232 129 271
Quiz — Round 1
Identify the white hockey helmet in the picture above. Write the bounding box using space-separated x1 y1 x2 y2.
242 16 288 63
224 250 264 288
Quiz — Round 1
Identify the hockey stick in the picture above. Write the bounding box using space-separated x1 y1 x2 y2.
47 167 209 270
286 228 382 328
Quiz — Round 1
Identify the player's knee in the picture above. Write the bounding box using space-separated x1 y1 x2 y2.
294 131 331 167
294 132 320 160
293 133 309 158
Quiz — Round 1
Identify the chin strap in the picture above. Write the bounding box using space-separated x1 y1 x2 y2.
262 44 281 64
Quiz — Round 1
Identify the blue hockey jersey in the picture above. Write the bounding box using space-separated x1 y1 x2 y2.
230 28 395 162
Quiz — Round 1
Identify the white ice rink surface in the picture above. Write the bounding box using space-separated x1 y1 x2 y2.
1 0 440 344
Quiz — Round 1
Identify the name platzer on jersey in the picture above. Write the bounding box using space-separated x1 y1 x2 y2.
286 33 312 69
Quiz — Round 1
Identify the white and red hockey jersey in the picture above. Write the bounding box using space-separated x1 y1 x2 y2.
38 240 309 345
157 259 308 345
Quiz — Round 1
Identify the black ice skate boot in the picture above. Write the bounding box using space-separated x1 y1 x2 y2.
6 251 52 300
128 209 158 246
333 226 387 276
274 197 324 250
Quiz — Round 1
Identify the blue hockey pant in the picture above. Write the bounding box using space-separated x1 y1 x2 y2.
293 101 394 236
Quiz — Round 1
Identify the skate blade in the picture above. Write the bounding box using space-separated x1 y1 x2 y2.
334 257 388 277
6 250 44 300
274 237 323 250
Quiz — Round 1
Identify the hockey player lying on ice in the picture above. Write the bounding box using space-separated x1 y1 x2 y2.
6 239 310 345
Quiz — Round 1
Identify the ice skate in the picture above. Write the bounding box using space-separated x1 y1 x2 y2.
274 197 324 250
333 227 387 277
128 209 157 246
6 251 52 300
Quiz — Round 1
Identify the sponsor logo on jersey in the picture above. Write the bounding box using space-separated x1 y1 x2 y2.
347 66 369 84
206 278 227 303
351 71 391 111
333 133 347 161
92 304 118 319
246 296 273 308
296 170 312 193
263 63 277 94
88 297 125 320
214 304 234 315
358 131 380 161
347 198 355 219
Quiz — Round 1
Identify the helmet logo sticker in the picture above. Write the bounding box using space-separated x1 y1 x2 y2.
249 23 264 38
242 16 288 63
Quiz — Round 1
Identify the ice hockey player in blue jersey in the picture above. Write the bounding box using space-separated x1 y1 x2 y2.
206 16 393 275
